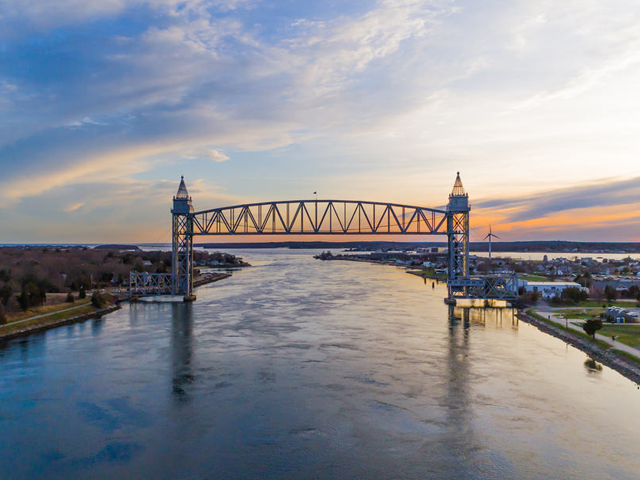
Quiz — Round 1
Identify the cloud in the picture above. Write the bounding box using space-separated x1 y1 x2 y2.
182 148 229 162
0 176 243 243
475 176 640 223
471 177 640 241
1 0 640 242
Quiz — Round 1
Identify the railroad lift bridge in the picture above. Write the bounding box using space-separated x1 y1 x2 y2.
130 173 518 304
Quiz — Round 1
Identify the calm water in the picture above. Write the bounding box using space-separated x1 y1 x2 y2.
1 250 640 480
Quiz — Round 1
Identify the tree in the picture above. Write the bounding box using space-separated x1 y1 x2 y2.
530 291 540 304
17 290 30 311
561 287 588 304
0 305 6 325
78 285 86 299
626 285 640 300
0 284 12 306
604 285 618 302
582 318 603 339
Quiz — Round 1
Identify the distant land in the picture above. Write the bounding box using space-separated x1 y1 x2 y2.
198 241 640 253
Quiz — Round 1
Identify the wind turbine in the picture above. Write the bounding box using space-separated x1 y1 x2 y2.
484 224 500 261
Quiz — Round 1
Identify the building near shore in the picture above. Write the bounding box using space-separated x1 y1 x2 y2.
518 280 583 300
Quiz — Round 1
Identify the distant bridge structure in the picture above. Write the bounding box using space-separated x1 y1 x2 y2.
130 173 517 304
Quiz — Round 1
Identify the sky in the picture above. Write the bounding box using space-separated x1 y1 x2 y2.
0 0 639 243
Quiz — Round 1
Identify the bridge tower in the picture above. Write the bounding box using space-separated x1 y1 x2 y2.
172 176 195 300
446 172 470 301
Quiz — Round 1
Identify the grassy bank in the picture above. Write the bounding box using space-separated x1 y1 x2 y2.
527 309 612 350
521 309 640 384
6 298 92 323
0 302 117 340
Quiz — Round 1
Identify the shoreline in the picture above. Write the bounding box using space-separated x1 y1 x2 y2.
0 304 121 342
0 273 235 342
517 310 640 385
193 272 232 287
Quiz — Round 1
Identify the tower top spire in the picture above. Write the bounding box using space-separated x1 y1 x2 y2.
450 171 467 197
176 175 189 200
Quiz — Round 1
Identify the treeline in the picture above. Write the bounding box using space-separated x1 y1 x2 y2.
0 246 244 314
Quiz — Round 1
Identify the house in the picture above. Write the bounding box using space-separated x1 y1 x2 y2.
518 280 583 300
604 307 640 324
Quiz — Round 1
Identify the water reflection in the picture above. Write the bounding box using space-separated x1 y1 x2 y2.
584 357 603 373
170 303 194 402
454 307 518 328
435 307 487 476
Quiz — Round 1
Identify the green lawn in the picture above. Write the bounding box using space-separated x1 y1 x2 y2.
7 298 92 323
519 274 551 282
527 310 612 350
554 308 605 319
0 305 99 337
600 325 640 349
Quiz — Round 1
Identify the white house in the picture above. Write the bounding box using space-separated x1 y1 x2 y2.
518 280 584 299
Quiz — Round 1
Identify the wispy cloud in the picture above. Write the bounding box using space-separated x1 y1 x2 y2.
476 176 640 223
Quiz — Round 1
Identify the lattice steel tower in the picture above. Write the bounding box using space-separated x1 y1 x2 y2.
172 176 195 299
446 172 470 300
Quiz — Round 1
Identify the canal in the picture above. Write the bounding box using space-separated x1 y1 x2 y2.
1 249 639 479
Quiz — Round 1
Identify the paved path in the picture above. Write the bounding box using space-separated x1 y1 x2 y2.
535 307 640 359
0 303 90 330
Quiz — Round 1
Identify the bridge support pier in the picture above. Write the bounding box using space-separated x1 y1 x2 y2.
446 172 470 303
172 176 194 298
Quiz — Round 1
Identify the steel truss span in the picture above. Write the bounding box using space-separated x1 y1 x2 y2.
191 200 448 236
127 172 518 304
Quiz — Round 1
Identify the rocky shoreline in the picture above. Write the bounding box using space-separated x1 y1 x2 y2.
193 272 232 287
517 310 640 385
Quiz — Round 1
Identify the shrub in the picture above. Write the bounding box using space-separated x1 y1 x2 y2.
91 293 105 308
78 286 86 299
91 293 112 309
0 305 6 325
65 292 75 303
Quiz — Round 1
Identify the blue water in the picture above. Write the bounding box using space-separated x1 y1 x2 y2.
1 249 639 479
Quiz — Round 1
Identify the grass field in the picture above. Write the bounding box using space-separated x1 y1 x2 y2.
527 309 612 350
554 308 605 319
518 275 551 282
6 298 92 323
0 304 100 338
600 325 640 349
